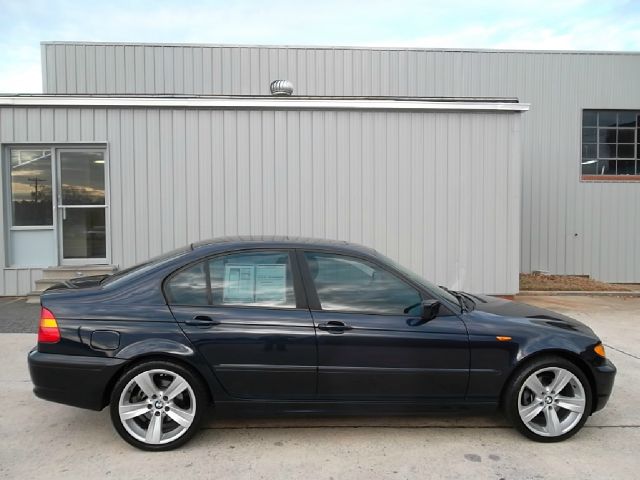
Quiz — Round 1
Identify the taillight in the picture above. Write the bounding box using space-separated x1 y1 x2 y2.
38 307 60 343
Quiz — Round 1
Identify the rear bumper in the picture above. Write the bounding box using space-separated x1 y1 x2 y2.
591 358 616 413
28 348 126 411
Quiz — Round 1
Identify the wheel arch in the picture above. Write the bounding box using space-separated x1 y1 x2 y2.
101 353 214 409
499 349 598 414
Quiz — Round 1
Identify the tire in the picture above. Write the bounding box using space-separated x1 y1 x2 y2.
109 360 208 451
504 355 592 442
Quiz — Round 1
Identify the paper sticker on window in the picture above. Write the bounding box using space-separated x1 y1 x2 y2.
255 264 287 303
223 265 255 303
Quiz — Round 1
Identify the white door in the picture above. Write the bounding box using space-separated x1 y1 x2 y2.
56 149 109 265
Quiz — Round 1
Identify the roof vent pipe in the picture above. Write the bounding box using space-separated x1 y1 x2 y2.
270 80 294 96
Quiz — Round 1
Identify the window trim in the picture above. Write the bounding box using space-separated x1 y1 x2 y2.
163 248 307 310
296 249 427 317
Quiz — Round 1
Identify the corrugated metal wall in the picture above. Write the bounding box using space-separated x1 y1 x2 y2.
41 43 640 282
0 106 521 295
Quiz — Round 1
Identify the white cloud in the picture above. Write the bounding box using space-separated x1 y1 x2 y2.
0 62 42 93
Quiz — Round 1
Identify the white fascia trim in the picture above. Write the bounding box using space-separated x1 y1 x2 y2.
0 96 530 112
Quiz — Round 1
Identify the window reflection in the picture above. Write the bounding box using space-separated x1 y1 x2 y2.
305 252 422 315
166 251 296 308
10 149 53 226
166 262 209 306
60 151 106 205
582 110 638 176
210 252 295 308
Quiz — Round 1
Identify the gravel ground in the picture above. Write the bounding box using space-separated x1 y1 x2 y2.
0 297 39 333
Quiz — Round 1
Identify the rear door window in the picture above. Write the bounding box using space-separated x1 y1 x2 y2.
166 250 297 309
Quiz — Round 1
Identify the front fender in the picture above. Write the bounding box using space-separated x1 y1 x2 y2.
463 310 599 402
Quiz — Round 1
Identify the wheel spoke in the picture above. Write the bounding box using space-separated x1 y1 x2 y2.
524 374 545 396
145 414 163 444
520 402 545 423
134 371 158 399
549 369 573 393
166 406 194 428
544 407 562 436
556 395 585 413
119 368 196 445
119 401 149 420
164 377 189 401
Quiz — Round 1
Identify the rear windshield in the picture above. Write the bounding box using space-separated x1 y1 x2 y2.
102 246 192 286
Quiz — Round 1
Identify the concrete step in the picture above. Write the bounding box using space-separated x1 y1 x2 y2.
34 278 68 291
40 265 117 280
26 292 42 304
27 265 118 303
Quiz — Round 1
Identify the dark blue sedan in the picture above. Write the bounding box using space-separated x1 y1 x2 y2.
28 237 616 450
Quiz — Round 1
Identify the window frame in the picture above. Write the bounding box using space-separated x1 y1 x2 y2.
296 248 429 317
580 109 640 182
163 248 308 311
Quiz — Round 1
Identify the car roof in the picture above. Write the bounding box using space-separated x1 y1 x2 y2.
191 235 377 255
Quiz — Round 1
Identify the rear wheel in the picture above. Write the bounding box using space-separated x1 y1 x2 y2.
505 356 592 442
109 360 207 451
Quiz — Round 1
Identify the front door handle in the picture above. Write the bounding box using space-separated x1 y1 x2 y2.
185 315 220 327
317 320 352 333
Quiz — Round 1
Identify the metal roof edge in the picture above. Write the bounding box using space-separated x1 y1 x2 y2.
39 41 640 56
0 95 529 112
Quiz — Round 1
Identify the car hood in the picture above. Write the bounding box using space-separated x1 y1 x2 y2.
464 293 596 336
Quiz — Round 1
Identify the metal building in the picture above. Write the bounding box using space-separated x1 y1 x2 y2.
1 42 639 297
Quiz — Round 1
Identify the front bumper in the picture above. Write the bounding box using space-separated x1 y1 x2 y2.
591 358 616 413
28 349 126 411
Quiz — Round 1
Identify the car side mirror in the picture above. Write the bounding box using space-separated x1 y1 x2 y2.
421 299 441 321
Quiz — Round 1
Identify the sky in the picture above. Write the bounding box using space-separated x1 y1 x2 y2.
1 0 639 93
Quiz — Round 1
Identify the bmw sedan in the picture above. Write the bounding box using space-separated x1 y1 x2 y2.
28 237 616 451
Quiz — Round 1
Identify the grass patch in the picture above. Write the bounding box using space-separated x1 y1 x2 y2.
519 273 631 291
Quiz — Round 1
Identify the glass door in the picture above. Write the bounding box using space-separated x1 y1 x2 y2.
56 149 108 264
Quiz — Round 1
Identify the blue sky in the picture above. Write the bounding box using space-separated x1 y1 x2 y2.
1 0 639 93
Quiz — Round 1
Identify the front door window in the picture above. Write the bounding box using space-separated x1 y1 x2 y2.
303 251 423 315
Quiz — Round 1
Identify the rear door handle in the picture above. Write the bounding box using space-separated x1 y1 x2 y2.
185 315 220 327
317 321 352 333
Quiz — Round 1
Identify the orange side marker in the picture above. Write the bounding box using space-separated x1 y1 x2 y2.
496 336 512 342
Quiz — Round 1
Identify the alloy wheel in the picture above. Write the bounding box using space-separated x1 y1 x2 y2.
118 369 196 445
517 366 586 437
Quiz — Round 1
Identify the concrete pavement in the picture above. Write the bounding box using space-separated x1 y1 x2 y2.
1 295 639 479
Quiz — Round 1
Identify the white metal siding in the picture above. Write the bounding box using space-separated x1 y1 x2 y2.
41 43 640 282
0 105 521 295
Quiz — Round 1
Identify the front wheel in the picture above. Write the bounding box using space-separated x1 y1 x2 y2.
109 360 207 451
505 356 592 442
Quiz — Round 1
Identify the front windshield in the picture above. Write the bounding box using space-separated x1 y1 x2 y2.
102 245 192 286
376 253 461 307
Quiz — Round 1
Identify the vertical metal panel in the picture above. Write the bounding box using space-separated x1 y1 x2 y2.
39 43 640 281
17 44 640 294
146 109 163 257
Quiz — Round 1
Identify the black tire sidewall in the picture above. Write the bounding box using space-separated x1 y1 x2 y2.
505 356 593 443
109 360 207 451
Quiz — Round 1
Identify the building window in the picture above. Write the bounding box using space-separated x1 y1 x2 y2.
582 110 639 179
9 149 53 226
